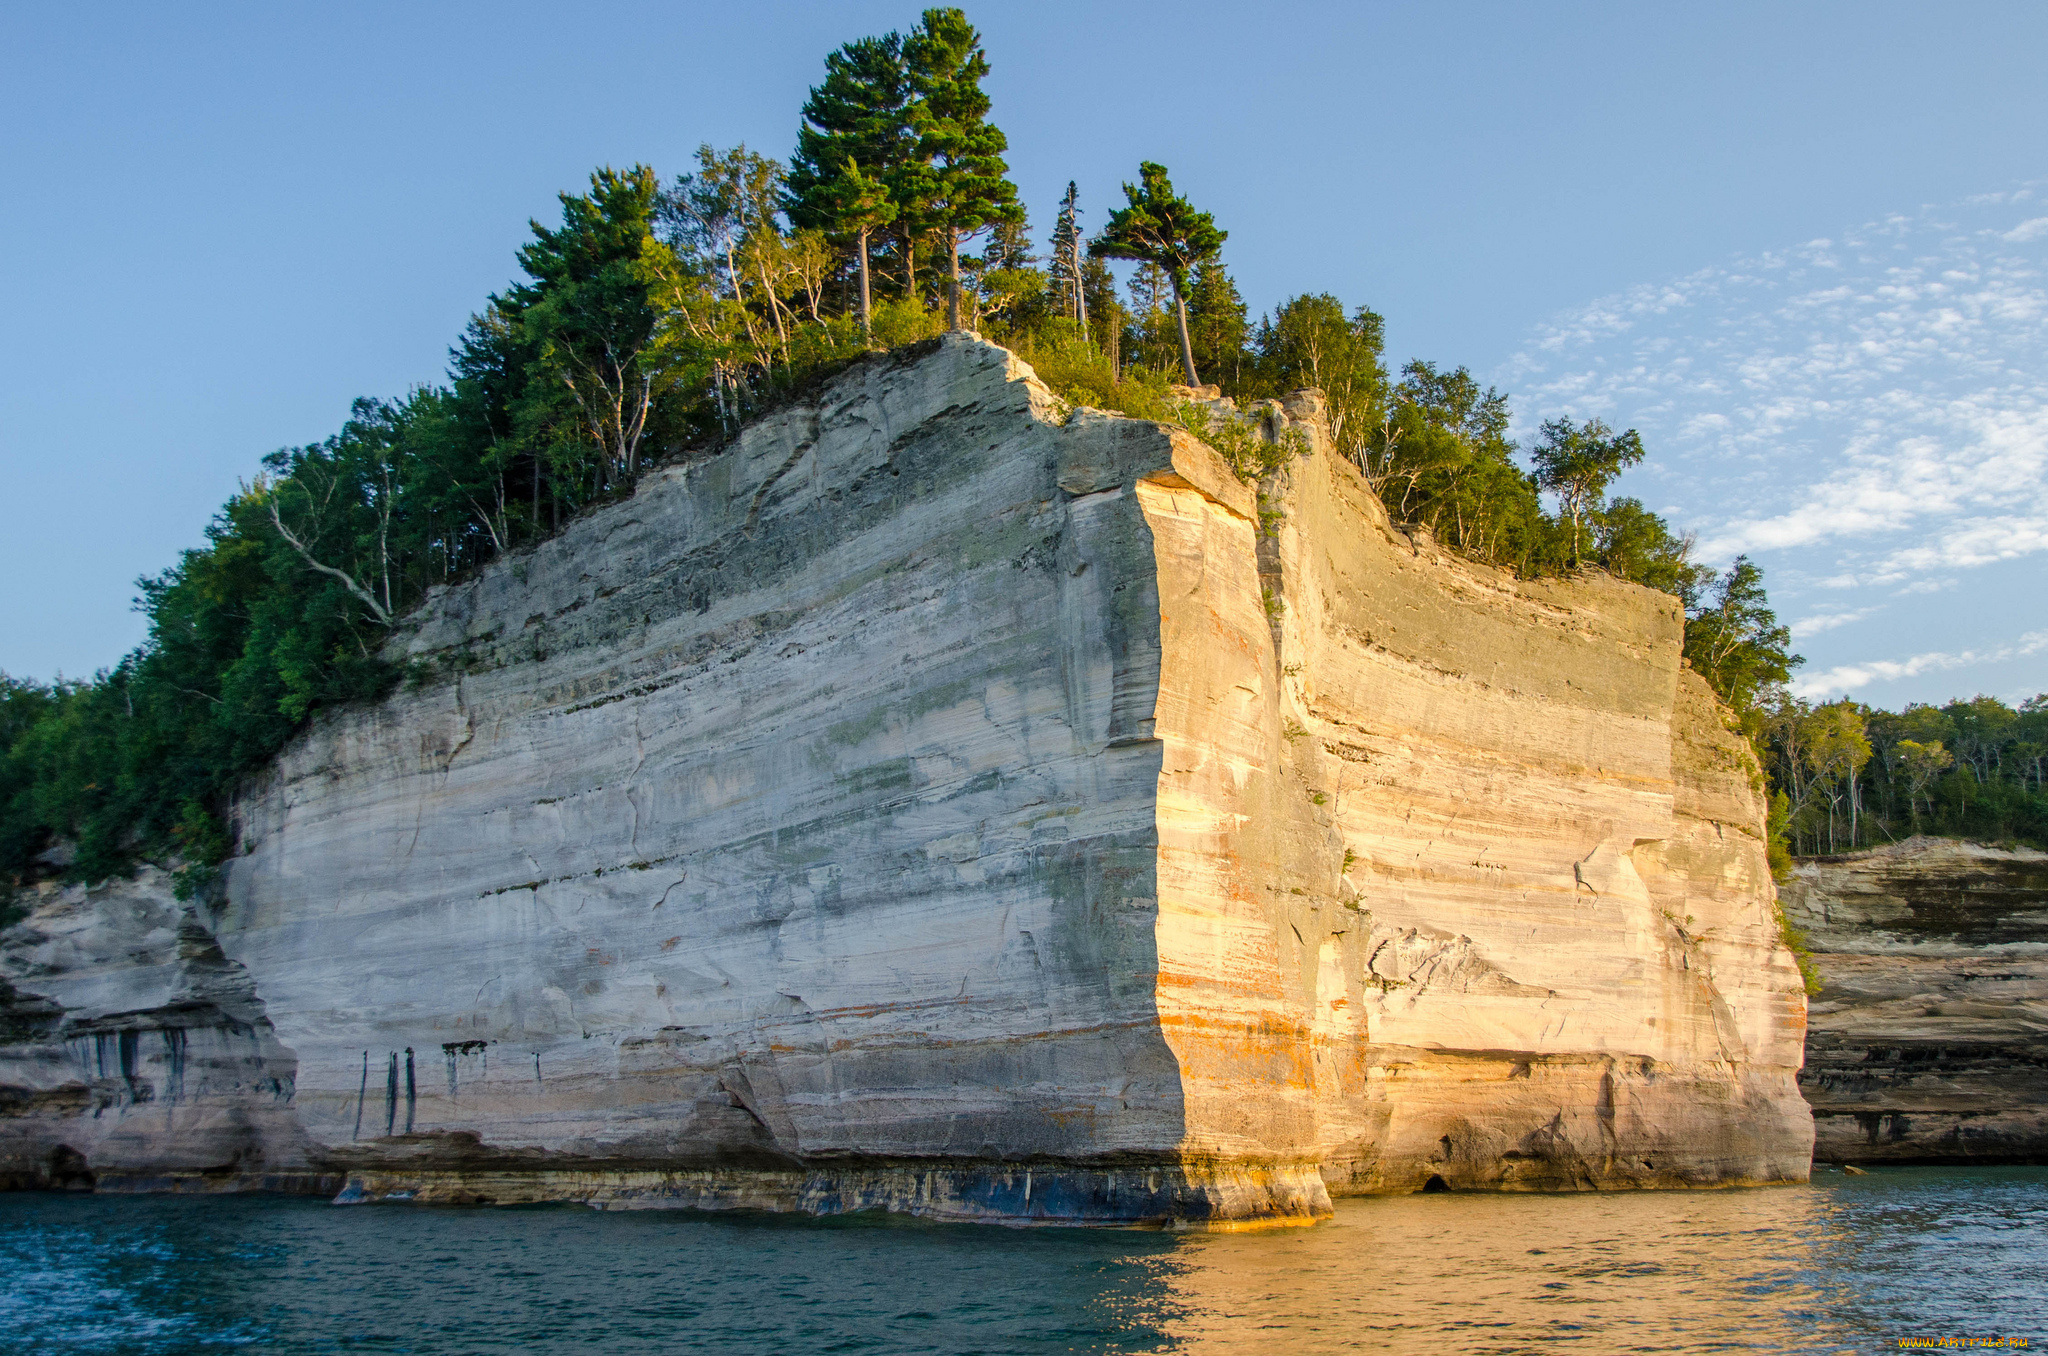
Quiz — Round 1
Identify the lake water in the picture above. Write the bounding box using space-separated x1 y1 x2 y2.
5 1166 2043 1354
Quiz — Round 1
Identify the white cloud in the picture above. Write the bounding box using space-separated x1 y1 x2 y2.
1790 607 1878 638
1500 186 2048 707
1502 191 2048 587
1792 630 2048 698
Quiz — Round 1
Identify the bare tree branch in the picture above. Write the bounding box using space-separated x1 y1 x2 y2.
266 496 393 625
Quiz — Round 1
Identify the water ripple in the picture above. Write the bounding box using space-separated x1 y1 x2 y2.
3 1166 2043 1354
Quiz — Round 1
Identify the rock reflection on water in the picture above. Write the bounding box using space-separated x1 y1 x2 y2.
1132 1168 2046 1352
2 1167 2043 1354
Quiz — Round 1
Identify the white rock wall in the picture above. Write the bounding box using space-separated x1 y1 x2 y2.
0 337 1811 1219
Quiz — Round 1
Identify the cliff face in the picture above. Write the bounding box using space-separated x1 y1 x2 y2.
0 867 319 1192
0 337 1811 1222
1782 838 2048 1164
1146 388 1810 1193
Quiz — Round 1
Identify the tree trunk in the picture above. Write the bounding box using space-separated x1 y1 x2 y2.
1172 286 1199 386
858 226 873 345
1074 239 1089 344
904 232 916 306
947 229 962 332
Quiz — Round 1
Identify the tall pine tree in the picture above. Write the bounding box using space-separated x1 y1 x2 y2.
785 30 914 304
1089 162 1225 385
1048 181 1087 340
902 8 1021 332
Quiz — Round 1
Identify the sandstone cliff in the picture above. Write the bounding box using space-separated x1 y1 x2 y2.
1782 838 2048 1164
0 336 1811 1223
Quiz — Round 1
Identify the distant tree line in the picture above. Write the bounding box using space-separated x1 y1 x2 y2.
9 6 2002 908
1759 692 2048 859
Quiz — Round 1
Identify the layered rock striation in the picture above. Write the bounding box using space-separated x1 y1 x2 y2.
1783 838 2048 1164
0 336 1811 1222
0 866 320 1193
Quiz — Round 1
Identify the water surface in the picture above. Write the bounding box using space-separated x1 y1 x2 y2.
5 1166 2042 1354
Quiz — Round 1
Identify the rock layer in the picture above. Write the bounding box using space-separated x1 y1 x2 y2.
1148 387 1810 1194
0 867 323 1193
0 336 1811 1221
1782 838 2048 1164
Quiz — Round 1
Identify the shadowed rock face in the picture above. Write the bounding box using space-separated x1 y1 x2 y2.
0 867 324 1193
1783 838 2048 1164
0 337 1811 1222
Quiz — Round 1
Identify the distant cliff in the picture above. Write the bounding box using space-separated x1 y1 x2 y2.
1784 837 2048 1164
0 336 1811 1224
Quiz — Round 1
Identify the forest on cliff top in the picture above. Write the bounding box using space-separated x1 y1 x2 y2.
1 8 2040 902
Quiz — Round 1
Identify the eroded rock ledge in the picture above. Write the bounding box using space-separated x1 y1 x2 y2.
0 336 1811 1223
1784 838 2048 1164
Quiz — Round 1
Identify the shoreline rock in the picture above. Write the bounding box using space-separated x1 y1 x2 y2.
1784 837 2048 1165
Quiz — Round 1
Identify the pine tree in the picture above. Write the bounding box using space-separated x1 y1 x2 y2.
1047 181 1087 340
785 33 908 221
785 31 914 303
819 158 897 342
1186 259 1247 389
902 8 1023 331
1081 257 1122 375
1088 162 1225 385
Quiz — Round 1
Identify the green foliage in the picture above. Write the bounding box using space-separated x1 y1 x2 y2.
1171 400 1307 484
1185 260 1248 388
1773 902 1824 995
1765 790 1795 880
962 214 1042 332
1683 556 1800 723
1002 324 1177 421
1363 361 1558 573
1254 294 1386 420
1589 498 1712 603
785 31 913 236
1089 162 1225 384
1089 161 1226 296
902 7 1022 328
1764 691 2048 854
1529 417 1646 565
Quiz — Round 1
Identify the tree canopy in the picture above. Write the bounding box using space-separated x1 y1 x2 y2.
1530 417 1646 565
18 9 1995 912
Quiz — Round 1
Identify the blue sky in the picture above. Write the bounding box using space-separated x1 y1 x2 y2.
3 1 2044 707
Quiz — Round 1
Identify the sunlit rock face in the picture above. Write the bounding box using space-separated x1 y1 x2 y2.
1782 838 2048 1164
0 337 1811 1220
1146 388 1812 1194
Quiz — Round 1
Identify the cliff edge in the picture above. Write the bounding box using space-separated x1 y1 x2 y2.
0 336 1811 1222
